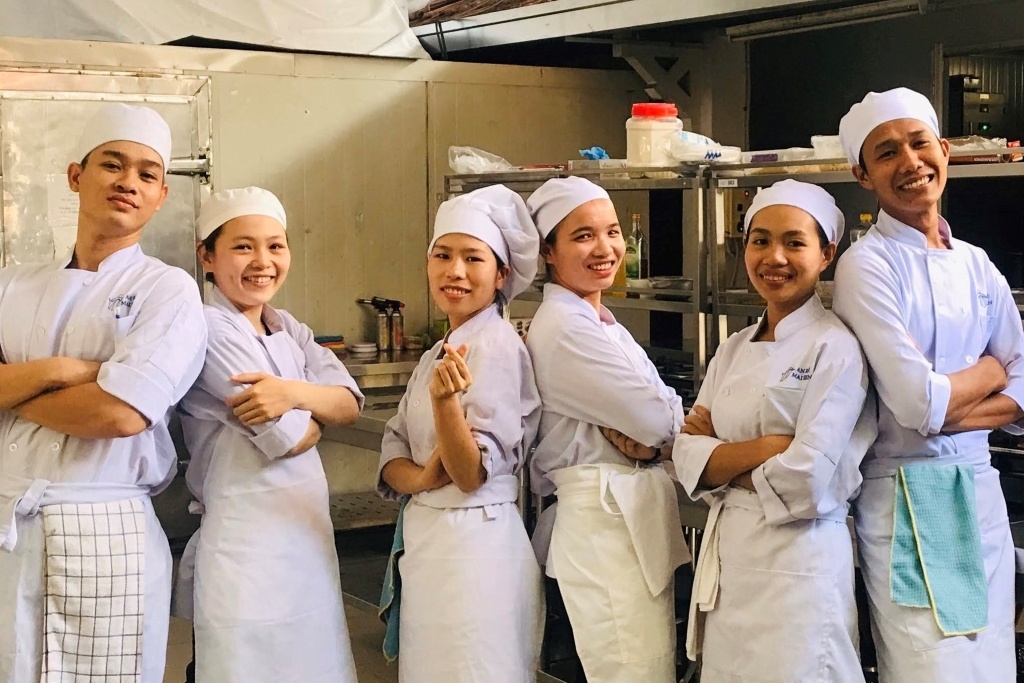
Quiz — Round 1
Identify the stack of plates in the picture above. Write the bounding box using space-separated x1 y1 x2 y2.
348 342 378 356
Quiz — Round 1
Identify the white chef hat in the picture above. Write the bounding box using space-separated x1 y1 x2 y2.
744 179 846 245
75 103 172 171
526 176 611 239
429 184 540 301
838 88 941 167
198 187 287 241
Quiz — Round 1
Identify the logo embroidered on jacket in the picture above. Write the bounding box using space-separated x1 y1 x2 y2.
977 291 993 307
779 366 812 382
107 294 137 319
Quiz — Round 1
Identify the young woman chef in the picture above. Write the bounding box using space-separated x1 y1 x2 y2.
178 187 363 683
524 176 690 683
674 179 876 683
376 184 544 683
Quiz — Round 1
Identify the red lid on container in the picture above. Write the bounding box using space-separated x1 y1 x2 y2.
631 102 678 118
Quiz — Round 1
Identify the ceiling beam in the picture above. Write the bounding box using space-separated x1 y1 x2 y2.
413 0 824 51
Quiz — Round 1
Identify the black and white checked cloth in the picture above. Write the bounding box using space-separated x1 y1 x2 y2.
41 498 146 683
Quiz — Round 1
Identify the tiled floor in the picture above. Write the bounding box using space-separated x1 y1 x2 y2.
162 598 399 683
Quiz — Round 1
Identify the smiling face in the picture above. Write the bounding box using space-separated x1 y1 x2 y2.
67 140 169 243
427 232 509 330
853 118 949 228
543 198 624 306
744 204 836 318
199 215 290 326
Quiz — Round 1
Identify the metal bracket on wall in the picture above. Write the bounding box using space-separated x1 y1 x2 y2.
613 39 704 128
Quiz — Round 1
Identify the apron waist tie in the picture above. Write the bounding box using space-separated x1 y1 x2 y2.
0 475 148 552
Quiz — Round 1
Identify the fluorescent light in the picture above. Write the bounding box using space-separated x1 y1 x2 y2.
726 0 926 41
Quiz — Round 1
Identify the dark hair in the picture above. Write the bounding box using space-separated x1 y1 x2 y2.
493 252 509 316
200 226 223 283
858 151 866 171
744 221 830 249
80 152 91 167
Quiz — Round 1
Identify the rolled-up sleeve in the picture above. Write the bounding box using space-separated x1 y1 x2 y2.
193 312 311 460
283 313 365 410
377 364 422 501
672 355 727 499
751 338 876 526
97 272 207 426
531 310 679 447
985 268 1024 434
461 342 541 480
834 253 949 436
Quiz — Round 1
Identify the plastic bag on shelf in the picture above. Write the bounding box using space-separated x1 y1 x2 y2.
448 145 515 174
665 130 741 163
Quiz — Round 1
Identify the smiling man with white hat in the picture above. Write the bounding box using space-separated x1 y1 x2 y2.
832 87 1019 683
0 102 208 683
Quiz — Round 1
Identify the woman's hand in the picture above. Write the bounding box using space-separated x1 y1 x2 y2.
228 372 298 426
599 426 661 462
429 344 472 401
682 405 716 438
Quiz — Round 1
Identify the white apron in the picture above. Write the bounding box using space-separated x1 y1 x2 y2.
0 477 171 683
855 456 1016 683
186 333 356 683
545 464 688 683
692 488 862 683
398 480 544 683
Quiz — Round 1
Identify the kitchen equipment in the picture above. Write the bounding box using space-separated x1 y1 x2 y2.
357 297 405 350
348 342 379 355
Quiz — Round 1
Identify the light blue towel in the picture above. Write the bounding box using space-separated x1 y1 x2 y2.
890 465 988 636
378 496 409 663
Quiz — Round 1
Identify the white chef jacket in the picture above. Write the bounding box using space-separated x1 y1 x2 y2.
0 243 207 490
675 294 875 523
525 283 684 497
377 304 541 508
833 210 1018 683
833 211 1024 471
180 286 364 504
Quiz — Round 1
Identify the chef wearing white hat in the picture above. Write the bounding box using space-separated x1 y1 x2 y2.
0 102 207 682
833 87 1019 683
376 184 544 683
524 176 689 683
176 186 364 683
675 179 876 683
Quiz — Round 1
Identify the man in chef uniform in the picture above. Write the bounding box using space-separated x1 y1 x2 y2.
832 87 1018 683
0 103 207 683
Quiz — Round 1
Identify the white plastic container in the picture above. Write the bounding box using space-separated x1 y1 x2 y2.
811 135 844 159
626 102 683 167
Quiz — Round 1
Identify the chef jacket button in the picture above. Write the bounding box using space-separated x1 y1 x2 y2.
413 401 420 407
51 443 60 451
36 327 45 336
84 278 93 286
8 444 16 452
67 325 75 334
723 389 730 396
966 355 974 363
939 356 946 365
749 388 757 394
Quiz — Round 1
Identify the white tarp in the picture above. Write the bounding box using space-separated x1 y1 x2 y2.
1 0 429 59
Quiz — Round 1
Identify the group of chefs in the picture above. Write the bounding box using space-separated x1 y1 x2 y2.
0 83 1016 683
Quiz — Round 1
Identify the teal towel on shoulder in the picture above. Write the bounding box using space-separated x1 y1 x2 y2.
890 465 988 636
379 496 409 663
